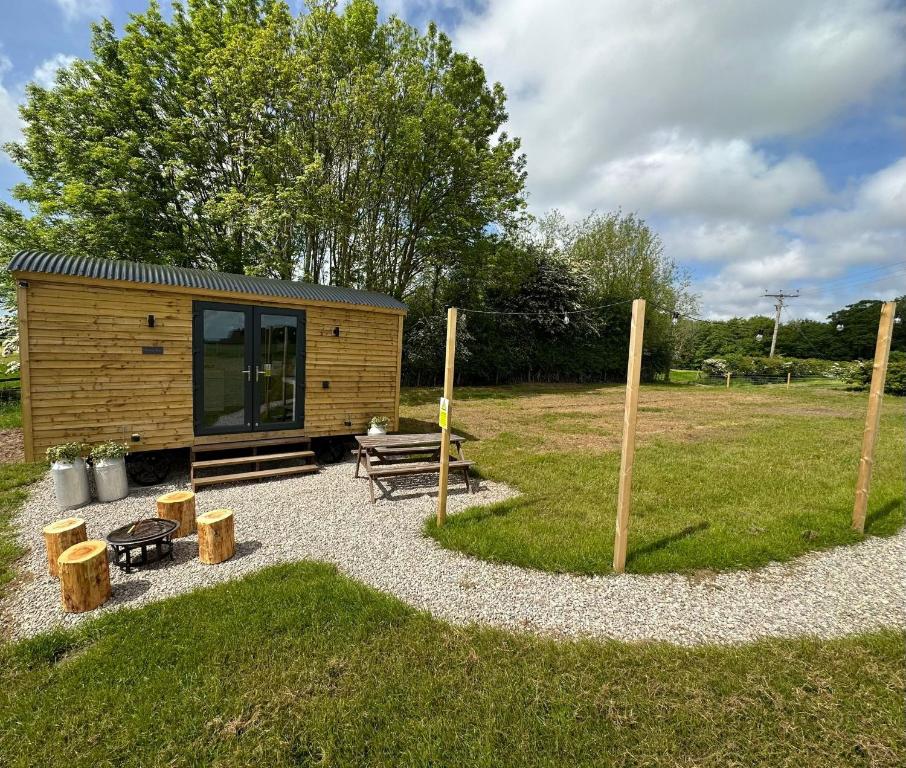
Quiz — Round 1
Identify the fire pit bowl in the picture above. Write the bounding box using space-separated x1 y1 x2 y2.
106 518 179 573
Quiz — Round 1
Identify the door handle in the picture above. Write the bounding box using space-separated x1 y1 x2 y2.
241 368 252 382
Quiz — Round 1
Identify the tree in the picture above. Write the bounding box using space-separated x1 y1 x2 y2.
401 210 693 385
1 0 525 300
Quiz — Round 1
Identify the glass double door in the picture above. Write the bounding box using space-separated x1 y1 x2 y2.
193 302 306 435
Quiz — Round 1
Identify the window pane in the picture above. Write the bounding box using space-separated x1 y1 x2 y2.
258 314 297 425
202 310 247 428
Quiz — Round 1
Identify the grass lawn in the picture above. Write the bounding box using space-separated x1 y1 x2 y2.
668 368 700 383
0 564 903 767
0 462 45 596
0 402 22 430
409 382 905 574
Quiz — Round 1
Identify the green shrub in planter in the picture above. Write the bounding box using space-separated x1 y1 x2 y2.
89 441 128 461
46 442 86 464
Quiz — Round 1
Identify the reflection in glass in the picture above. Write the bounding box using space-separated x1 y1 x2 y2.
202 310 246 428
258 314 297 425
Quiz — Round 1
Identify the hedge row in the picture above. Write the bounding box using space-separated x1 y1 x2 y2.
700 355 840 378
700 353 905 395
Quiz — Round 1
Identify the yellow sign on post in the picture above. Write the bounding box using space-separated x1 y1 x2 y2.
438 397 450 430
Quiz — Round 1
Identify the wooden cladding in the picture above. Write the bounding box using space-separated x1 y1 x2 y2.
19 277 404 460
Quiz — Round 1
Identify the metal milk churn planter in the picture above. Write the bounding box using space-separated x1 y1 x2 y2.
93 456 129 502
51 458 91 510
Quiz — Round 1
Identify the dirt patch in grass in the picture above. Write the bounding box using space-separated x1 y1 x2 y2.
0 430 23 464
404 384 857 453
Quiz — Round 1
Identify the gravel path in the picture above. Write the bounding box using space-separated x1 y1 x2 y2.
4 461 904 644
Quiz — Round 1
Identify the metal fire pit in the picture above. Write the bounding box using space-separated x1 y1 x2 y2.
106 518 179 573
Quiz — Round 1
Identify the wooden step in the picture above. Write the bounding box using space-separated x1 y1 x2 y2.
192 450 315 470
192 436 311 455
192 464 319 489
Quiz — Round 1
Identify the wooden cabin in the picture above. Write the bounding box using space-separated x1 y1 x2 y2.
10 251 407 476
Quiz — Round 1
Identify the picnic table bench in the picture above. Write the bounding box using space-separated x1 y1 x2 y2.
354 433 474 503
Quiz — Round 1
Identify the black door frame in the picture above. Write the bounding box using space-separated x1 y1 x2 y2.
192 301 306 436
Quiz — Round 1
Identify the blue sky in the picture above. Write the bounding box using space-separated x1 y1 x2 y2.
1 0 904 319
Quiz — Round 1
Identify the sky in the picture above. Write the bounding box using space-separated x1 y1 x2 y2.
1 0 904 320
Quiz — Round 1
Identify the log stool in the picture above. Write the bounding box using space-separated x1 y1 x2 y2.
156 490 196 538
42 517 87 578
58 540 111 613
197 509 235 564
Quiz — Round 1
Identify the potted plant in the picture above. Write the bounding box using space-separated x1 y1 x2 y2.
367 416 390 436
47 442 90 510
90 441 130 502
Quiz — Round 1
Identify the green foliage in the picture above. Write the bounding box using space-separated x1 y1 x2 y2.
88 441 128 460
842 352 906 396
368 415 390 429
1 0 525 301
0 564 904 766
403 211 693 385
700 355 840 378
676 298 906 366
45 442 85 464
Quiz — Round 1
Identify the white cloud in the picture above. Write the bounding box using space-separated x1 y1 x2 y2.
585 136 829 222
0 55 22 145
441 0 906 317
690 157 906 318
32 54 77 89
54 0 111 21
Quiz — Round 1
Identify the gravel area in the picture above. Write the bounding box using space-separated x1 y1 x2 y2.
4 460 904 645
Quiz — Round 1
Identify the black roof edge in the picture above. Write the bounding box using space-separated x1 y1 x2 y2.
8 250 407 312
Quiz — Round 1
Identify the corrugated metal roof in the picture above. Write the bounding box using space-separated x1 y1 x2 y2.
8 250 407 312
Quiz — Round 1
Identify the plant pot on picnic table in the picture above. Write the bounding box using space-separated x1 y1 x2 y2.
367 417 390 436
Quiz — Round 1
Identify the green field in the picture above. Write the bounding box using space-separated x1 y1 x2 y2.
0 565 903 767
408 382 905 574
0 383 902 765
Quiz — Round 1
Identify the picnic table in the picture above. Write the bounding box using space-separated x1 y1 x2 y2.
354 433 474 503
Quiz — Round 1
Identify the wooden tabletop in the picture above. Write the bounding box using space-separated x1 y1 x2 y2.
355 432 465 449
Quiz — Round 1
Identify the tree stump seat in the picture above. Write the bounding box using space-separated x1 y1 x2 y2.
156 490 196 538
197 509 235 564
58 540 111 613
42 517 87 578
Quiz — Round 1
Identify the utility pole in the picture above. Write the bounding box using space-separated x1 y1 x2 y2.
762 290 799 357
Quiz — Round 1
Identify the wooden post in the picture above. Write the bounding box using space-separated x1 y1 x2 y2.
197 509 235 564
786 371 791 388
852 301 896 533
436 307 458 527
156 490 197 538
42 517 87 578
58 540 111 613
725 372 731 389
613 299 645 573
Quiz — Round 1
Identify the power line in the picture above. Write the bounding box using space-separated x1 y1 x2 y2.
457 297 636 318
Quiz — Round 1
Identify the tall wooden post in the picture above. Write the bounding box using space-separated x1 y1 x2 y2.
436 307 458 527
613 299 645 573
852 300 896 533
